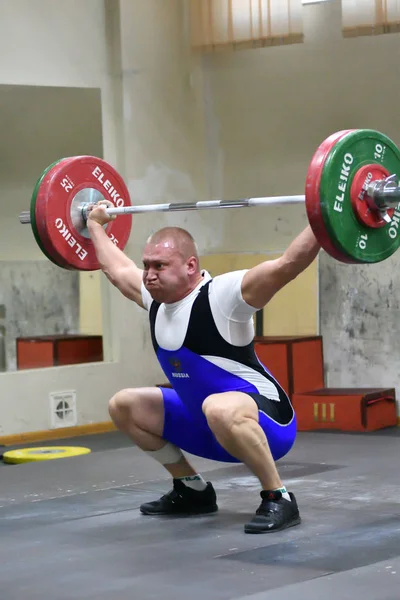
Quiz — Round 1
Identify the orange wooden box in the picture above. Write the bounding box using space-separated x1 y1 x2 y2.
17 335 103 370
254 336 324 398
292 387 397 432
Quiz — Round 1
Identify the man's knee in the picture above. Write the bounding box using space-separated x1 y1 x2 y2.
108 387 164 435
203 392 261 434
203 394 245 432
108 389 133 423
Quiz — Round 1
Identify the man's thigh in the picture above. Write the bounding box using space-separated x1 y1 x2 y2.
202 390 296 462
161 387 240 463
242 391 297 461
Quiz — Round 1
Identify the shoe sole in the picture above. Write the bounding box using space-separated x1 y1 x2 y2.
244 515 301 534
140 505 219 517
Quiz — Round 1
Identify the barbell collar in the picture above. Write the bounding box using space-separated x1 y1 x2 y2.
19 211 31 224
367 174 400 210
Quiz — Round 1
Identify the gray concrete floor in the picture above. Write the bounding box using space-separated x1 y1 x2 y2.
0 429 399 600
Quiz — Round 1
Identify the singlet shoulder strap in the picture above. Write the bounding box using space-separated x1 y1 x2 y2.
149 300 161 351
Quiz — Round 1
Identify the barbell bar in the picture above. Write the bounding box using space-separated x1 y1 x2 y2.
18 128 400 271
19 194 307 224
20 183 400 222
18 187 400 224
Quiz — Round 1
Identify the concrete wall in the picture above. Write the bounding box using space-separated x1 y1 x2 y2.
0 261 79 372
319 252 400 394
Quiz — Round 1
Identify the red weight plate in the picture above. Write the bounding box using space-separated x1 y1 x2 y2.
35 156 132 271
305 130 359 264
350 163 392 229
33 157 77 269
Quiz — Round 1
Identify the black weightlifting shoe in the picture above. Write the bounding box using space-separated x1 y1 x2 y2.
244 490 301 534
140 479 218 516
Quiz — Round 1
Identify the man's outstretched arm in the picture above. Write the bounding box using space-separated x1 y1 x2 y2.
241 225 320 309
87 203 145 307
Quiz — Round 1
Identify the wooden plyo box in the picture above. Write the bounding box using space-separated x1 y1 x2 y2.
254 336 324 398
17 335 103 369
292 387 397 432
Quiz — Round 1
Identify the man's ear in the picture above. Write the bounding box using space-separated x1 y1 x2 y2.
186 256 198 275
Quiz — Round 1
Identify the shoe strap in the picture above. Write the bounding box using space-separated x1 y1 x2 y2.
160 487 182 504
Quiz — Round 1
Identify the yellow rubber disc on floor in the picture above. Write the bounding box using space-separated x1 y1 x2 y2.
2 446 91 464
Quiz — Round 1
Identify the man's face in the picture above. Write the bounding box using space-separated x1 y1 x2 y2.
142 240 195 303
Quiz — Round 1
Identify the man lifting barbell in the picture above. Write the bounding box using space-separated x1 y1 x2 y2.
87 201 320 533
19 128 400 532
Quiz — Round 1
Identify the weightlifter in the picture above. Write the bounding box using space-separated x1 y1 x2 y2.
88 202 320 534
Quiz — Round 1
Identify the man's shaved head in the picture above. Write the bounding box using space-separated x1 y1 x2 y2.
146 227 199 264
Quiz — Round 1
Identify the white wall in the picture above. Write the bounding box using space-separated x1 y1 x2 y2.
204 0 400 253
0 0 131 434
118 0 232 259
0 86 103 260
0 0 107 88
0 0 210 436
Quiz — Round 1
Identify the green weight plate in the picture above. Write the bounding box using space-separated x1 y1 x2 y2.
305 129 359 264
319 129 400 263
30 158 72 268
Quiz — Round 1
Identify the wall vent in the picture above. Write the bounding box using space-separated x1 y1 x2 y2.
49 390 77 429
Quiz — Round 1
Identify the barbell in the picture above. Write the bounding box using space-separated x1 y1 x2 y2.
19 128 400 271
